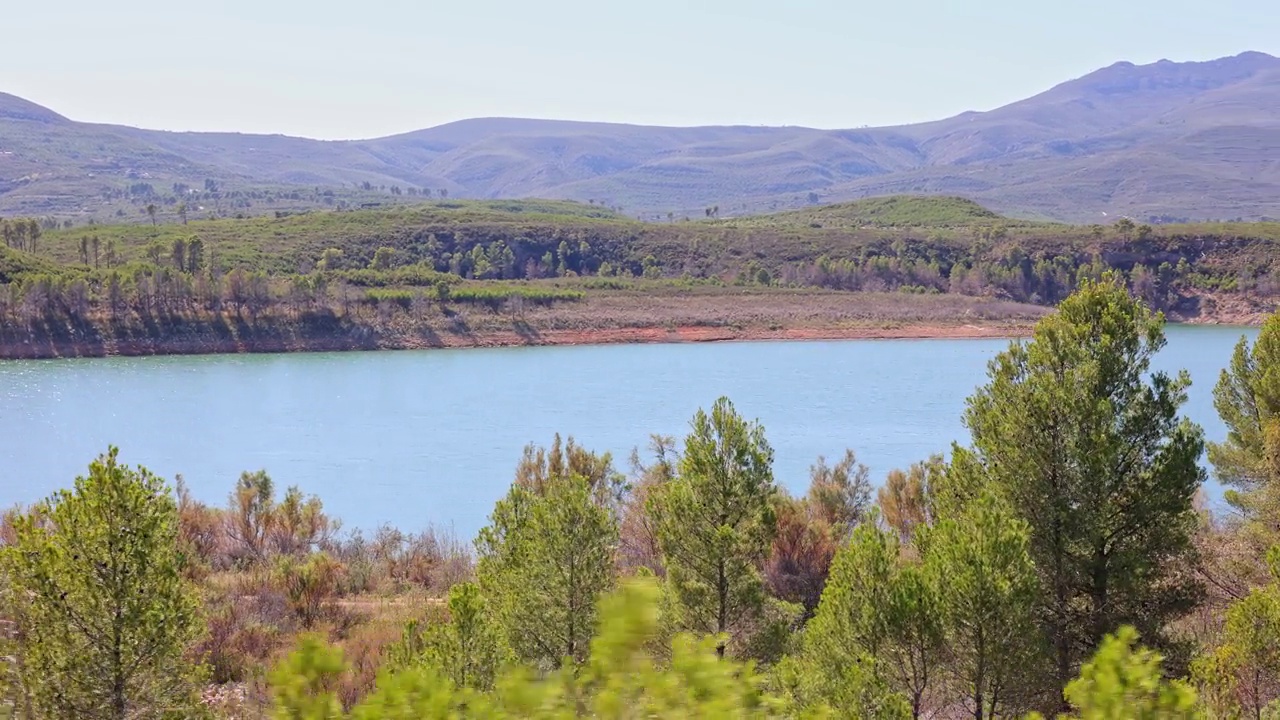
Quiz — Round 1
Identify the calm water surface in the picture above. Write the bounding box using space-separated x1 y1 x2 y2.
0 325 1257 539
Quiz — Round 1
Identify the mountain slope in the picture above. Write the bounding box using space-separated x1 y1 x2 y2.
0 92 70 124
2 51 1279 222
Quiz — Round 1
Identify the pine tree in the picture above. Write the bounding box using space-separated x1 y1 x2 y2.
1041 627 1199 720
787 523 924 718
1192 548 1280 718
2 447 203 719
404 582 509 691
962 276 1205 699
919 492 1041 719
1209 312 1280 558
477 472 617 668
648 397 777 657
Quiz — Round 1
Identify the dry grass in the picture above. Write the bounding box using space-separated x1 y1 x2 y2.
500 288 1049 331
167 477 477 716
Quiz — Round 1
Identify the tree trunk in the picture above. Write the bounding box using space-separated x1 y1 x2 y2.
567 551 577 663
1090 546 1109 648
112 577 126 720
112 640 125 720
716 560 727 659
13 623 35 720
1053 528 1072 712
973 628 986 720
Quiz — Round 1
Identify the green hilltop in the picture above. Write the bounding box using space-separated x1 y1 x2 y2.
727 196 1006 229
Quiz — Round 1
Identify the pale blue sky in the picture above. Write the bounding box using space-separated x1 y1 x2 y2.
5 0 1277 140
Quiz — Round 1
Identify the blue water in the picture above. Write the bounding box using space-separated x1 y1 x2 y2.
0 325 1256 540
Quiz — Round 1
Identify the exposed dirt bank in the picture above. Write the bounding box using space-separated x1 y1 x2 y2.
0 321 1036 360
0 288 1266 361
1167 290 1277 326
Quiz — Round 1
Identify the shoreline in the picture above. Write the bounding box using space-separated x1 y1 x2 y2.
1 287 1265 361
0 318 1256 361
0 322 1034 361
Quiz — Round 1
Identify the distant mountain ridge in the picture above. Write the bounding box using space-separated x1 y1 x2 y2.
2 51 1279 222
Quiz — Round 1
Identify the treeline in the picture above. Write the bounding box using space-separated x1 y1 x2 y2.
314 236 616 280
6 276 1280 718
0 232 1243 336
106 179 454 220
13 198 1280 318
773 243 1246 310
0 262 584 329
0 219 43 254
249 227 1279 309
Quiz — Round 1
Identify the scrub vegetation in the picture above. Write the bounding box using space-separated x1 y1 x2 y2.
6 277 1280 717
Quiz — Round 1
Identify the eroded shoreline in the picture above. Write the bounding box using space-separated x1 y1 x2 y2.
13 320 1257 360
1 287 1264 360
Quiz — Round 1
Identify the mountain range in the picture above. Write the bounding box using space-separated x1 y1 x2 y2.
3 51 1279 223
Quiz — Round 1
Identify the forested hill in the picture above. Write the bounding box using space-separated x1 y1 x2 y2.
2 196 1279 329
3 51 1280 222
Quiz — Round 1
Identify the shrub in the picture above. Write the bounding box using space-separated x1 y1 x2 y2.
277 553 344 629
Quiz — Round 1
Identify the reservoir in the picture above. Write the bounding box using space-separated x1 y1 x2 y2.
0 325 1256 539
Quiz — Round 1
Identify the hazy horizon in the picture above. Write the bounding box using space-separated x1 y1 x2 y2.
5 0 1279 141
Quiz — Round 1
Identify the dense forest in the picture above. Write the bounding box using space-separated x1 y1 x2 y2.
5 276 1280 718
2 198 1280 354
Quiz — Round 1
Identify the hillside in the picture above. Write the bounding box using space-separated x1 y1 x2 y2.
2 52 1280 223
4 52 1280 223
0 243 61 283
22 196 1280 294
3 195 1280 359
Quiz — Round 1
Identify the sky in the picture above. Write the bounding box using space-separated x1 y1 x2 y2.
4 0 1278 140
